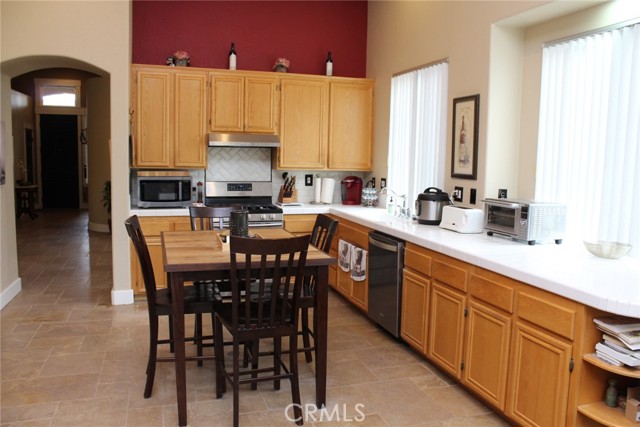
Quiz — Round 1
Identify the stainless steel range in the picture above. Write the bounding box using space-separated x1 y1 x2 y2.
205 181 283 228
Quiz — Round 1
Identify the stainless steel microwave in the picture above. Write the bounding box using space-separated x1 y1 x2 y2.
482 198 566 245
135 173 192 208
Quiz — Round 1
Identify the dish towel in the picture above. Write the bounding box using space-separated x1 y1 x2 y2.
338 239 352 272
351 247 367 282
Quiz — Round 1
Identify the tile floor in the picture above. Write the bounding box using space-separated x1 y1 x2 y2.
2 210 513 427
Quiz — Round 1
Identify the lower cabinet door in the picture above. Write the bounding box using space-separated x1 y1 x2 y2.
463 300 511 411
507 321 572 427
401 268 429 353
427 282 465 379
350 278 368 312
336 268 351 297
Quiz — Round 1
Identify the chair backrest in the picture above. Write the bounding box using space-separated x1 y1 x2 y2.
124 215 158 304
189 206 234 231
310 214 338 254
229 235 310 331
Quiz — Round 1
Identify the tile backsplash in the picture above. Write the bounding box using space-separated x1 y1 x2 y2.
181 147 366 205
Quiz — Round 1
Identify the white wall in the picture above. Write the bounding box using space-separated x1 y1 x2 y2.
0 1 133 306
366 1 632 205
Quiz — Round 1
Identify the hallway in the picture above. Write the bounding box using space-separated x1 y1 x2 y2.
1 210 511 426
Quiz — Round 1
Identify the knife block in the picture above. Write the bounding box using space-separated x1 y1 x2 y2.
277 186 297 203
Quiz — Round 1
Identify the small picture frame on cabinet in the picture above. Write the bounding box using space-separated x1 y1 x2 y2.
451 94 479 180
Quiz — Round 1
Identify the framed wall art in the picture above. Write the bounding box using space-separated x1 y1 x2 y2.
451 94 479 180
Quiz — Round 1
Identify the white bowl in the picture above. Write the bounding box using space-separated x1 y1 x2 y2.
583 241 632 259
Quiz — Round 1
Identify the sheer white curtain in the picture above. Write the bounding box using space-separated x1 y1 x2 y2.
536 23 640 255
387 61 448 204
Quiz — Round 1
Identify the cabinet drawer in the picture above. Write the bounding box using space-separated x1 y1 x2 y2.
517 291 576 340
404 243 432 277
173 217 192 231
338 220 370 249
139 218 174 236
469 273 515 314
431 255 467 293
284 214 317 234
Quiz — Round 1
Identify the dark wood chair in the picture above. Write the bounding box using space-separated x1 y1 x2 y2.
214 234 310 427
189 205 234 231
125 215 218 398
188 205 234 364
298 214 338 362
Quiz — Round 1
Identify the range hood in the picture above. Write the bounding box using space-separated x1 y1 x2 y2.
208 132 280 148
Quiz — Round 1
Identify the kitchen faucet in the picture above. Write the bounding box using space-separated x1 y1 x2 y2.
380 188 410 218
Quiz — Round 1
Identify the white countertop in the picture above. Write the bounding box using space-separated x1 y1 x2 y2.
328 206 640 317
130 204 639 317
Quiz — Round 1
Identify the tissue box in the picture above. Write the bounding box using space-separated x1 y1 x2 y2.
626 387 640 422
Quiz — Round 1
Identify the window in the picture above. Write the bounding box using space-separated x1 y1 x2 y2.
387 61 448 204
35 79 81 108
536 23 639 256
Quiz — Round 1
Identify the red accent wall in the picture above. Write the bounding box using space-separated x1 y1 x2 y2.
132 1 368 78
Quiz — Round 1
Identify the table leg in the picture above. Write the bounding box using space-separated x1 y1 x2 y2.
315 266 328 408
170 272 188 427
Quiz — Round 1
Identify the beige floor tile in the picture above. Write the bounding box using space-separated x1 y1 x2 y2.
50 396 128 427
3 210 517 427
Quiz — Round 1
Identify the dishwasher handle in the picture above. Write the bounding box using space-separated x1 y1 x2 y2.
369 232 401 253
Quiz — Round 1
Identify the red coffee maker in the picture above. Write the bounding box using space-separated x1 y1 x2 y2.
341 176 363 205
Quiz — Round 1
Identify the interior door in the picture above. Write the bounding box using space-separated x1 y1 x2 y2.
40 114 79 209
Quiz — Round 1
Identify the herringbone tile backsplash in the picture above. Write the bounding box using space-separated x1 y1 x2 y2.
206 147 272 182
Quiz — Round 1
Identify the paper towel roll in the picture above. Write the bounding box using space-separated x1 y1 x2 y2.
321 178 335 204
314 178 323 203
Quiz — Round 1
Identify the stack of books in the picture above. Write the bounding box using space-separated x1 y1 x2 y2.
593 316 640 368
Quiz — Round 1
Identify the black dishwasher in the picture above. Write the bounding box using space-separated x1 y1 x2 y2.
367 231 405 337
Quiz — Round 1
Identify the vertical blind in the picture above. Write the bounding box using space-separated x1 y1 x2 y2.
387 61 448 204
536 23 640 256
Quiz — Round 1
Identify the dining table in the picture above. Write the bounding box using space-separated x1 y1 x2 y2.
161 228 335 427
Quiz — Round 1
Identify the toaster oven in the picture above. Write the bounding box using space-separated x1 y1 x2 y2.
482 198 566 245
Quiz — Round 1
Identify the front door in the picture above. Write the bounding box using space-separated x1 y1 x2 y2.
40 114 79 209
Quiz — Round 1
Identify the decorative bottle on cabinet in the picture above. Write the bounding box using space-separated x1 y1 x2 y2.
229 42 237 70
326 51 333 76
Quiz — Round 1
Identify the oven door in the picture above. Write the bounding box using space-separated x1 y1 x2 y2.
483 200 521 237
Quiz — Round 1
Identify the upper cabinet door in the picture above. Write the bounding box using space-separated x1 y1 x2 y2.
278 76 329 169
209 73 244 132
209 72 278 134
328 80 374 171
132 68 172 168
174 71 208 168
244 76 278 134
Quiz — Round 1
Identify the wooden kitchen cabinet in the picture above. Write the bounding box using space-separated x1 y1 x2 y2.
130 216 190 294
427 252 468 378
131 65 207 168
507 321 573 427
428 281 466 379
277 75 374 170
401 268 430 353
209 71 278 134
462 269 515 412
332 218 370 312
278 75 329 169
328 80 374 170
506 286 579 427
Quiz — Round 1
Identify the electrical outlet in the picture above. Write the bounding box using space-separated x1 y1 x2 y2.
470 188 477 204
305 174 313 186
453 186 463 202
498 188 508 198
